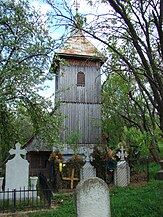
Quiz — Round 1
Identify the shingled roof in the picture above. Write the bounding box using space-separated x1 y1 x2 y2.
57 30 106 63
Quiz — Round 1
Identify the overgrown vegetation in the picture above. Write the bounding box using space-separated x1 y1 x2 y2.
111 180 163 217
28 161 163 217
29 178 163 217
46 0 163 163
0 0 62 163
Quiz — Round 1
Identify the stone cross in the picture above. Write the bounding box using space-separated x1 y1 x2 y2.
80 146 96 180
116 145 128 161
9 142 27 159
83 146 93 162
5 143 29 191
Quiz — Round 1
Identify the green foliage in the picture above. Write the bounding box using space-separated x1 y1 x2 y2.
149 163 161 180
0 0 62 162
65 130 81 154
29 180 163 217
122 127 149 158
75 14 87 30
158 143 163 158
102 71 160 161
102 74 127 147
111 181 163 217
29 201 75 217
52 192 73 204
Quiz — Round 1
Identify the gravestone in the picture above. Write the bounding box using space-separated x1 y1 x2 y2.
30 176 38 198
80 147 96 180
0 177 4 191
76 177 111 217
156 160 163 180
114 145 130 187
5 143 29 190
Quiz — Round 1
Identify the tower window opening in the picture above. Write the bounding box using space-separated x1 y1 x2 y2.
77 71 85 86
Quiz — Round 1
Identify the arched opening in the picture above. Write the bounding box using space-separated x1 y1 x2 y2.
77 71 85 86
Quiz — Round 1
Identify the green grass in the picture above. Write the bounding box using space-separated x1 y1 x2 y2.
159 143 163 158
29 180 163 217
149 162 161 179
29 201 75 217
29 193 75 217
110 180 163 217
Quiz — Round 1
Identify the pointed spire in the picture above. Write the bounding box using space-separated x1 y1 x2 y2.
75 0 80 14
57 30 107 64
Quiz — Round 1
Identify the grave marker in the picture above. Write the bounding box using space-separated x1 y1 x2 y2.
0 142 38 200
114 145 130 187
76 177 111 217
62 168 79 189
5 143 29 190
80 146 96 180
116 145 128 161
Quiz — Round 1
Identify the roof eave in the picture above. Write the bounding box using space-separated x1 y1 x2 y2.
57 53 107 65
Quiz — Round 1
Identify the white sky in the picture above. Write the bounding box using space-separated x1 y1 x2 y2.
31 0 106 102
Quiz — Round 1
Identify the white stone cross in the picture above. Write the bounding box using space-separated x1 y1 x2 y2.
84 146 92 162
116 145 128 161
9 142 27 159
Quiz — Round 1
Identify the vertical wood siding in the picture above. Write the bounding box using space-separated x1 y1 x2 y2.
56 64 101 104
56 61 102 145
59 103 102 144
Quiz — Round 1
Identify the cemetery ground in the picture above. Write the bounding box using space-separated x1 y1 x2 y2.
27 163 162 217
1 144 162 217
27 180 162 217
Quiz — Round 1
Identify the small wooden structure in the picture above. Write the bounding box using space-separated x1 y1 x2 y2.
24 137 53 179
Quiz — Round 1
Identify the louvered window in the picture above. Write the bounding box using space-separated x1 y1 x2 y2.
77 71 85 86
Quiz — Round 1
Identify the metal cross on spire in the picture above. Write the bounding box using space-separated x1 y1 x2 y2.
116 145 128 161
74 0 80 14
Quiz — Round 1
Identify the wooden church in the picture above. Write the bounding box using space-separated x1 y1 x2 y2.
55 30 106 155
25 30 106 178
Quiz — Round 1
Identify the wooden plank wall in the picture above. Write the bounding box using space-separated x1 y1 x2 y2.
60 103 102 144
56 64 101 103
56 62 102 145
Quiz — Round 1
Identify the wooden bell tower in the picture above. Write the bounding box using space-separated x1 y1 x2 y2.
55 30 106 153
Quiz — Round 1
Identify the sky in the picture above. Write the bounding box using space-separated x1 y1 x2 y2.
30 0 106 103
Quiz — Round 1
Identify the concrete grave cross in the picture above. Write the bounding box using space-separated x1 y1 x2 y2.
9 142 27 159
117 145 128 161
5 143 29 190
80 146 96 180
83 146 93 162
114 145 130 186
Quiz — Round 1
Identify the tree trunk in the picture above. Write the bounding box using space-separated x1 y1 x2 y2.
149 138 160 163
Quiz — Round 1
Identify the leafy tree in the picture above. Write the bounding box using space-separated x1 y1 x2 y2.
88 0 162 131
0 0 62 163
102 67 160 161
47 0 162 162
102 74 126 147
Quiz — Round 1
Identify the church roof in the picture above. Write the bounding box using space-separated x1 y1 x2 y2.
57 30 106 63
